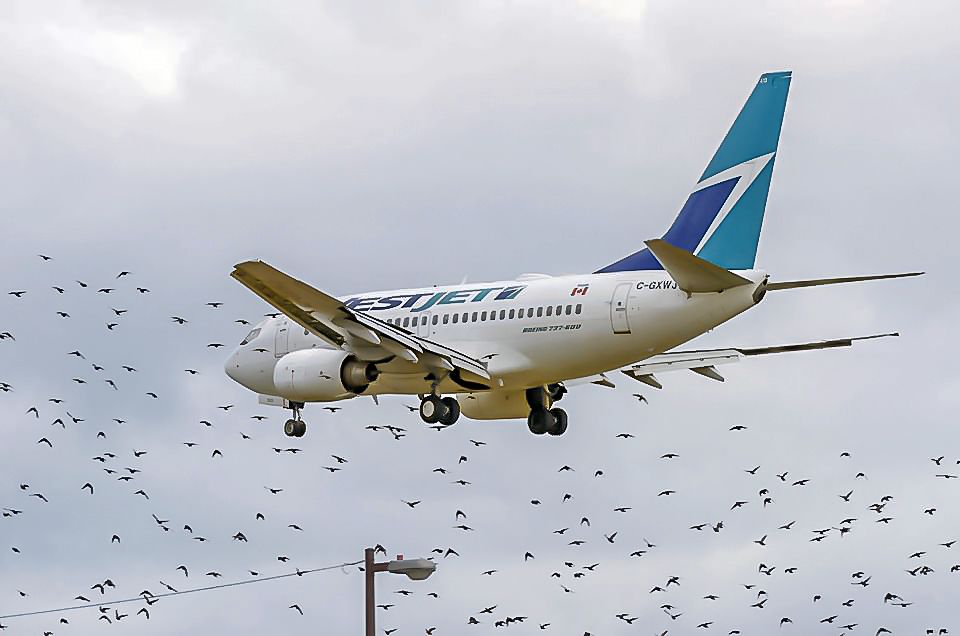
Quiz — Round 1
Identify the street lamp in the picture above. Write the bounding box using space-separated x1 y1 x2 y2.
365 547 437 636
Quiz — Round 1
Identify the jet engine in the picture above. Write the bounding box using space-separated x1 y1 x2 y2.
273 349 379 402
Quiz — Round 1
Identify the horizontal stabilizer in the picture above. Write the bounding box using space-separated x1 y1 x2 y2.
767 272 923 291
644 239 753 294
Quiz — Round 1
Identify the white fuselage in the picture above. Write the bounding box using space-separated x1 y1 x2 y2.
225 270 767 400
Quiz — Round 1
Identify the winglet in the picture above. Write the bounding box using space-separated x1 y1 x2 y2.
644 239 753 294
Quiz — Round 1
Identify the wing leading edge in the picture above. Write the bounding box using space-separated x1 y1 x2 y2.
576 333 899 390
230 261 491 381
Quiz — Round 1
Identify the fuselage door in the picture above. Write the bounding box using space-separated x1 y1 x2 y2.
611 283 632 334
416 313 431 338
275 321 289 358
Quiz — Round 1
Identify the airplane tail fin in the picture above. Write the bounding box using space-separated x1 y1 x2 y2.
597 71 792 273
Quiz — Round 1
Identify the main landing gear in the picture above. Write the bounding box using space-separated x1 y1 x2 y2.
419 394 461 426
526 385 568 436
283 402 307 438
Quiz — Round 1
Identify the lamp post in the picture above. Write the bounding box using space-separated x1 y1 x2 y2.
364 547 436 636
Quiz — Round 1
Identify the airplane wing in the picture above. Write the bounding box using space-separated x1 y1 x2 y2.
230 261 491 382
571 333 898 389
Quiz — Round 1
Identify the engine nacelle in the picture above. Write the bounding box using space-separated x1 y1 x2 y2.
272 349 379 402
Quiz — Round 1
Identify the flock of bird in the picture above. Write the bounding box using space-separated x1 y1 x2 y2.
1 253 956 635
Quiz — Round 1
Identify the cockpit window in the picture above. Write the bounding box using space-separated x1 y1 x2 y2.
240 328 261 345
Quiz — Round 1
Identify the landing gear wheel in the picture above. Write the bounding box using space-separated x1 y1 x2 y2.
527 408 552 435
547 408 568 436
440 397 461 426
419 395 448 424
284 419 306 438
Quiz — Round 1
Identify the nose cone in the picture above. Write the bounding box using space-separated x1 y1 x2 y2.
224 349 242 384
224 347 277 395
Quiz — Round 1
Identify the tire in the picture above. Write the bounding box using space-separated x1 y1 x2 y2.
440 397 461 426
294 421 307 437
283 419 298 437
548 408 568 436
419 396 446 424
527 408 551 435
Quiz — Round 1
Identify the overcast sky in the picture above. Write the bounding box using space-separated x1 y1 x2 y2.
1 1 958 634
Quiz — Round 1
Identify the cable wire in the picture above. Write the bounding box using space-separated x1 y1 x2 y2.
0 559 363 621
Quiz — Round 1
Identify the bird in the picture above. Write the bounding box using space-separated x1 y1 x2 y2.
289 604 303 615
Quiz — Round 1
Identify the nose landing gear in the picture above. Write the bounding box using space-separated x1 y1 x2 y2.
283 402 306 437
419 395 461 426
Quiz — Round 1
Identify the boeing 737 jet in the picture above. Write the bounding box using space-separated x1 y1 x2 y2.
224 71 920 438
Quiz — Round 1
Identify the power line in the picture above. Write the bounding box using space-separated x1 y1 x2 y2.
0 559 363 621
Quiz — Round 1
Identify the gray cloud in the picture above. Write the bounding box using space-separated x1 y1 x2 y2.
1 0 958 634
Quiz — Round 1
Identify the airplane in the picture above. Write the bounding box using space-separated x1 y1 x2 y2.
224 70 921 438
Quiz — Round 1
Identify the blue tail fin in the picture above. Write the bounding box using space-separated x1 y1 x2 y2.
597 71 792 273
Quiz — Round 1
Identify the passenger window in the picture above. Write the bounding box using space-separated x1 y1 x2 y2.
500 310 506 320
509 309 515 319
546 306 553 317
556 305 562 315
432 315 438 325
462 313 468 323
421 316 427 326
403 317 410 327
575 304 582 314
452 313 459 324
443 314 449 324
536 307 543 317
481 311 487 321
565 305 572 315
472 312 478 322
527 308 534 318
